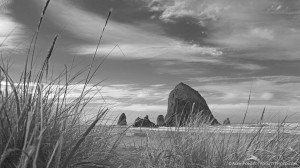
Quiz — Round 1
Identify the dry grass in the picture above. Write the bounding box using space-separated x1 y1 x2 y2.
124 100 300 167
0 1 124 168
132 125 300 168
112 98 300 167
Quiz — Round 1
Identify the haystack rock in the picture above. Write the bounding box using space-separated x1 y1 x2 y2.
117 113 127 126
157 115 165 127
133 115 156 127
223 118 231 125
165 82 219 126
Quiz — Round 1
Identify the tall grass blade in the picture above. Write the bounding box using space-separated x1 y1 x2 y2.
242 89 252 125
46 135 62 168
259 106 266 125
61 108 109 168
81 9 112 93
37 35 58 83
29 0 52 83
0 66 21 116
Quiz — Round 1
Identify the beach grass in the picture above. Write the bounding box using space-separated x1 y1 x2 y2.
1 0 300 168
132 124 300 167
0 0 123 167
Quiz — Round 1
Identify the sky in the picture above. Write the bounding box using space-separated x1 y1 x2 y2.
1 0 300 124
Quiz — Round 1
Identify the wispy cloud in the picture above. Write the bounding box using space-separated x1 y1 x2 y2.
211 103 300 123
114 103 166 112
29 0 223 64
145 0 228 23
101 84 169 102
232 63 266 71
144 0 300 60
191 76 300 106
73 42 223 63
0 5 26 53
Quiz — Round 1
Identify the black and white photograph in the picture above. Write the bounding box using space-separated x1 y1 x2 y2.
1 0 300 167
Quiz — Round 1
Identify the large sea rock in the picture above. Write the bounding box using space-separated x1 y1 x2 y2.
133 115 156 127
156 115 165 127
117 113 127 126
165 82 219 126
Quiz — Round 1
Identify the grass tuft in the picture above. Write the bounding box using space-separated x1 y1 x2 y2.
0 1 122 168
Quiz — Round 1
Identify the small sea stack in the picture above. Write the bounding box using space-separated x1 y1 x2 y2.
157 115 165 127
223 118 231 125
117 113 127 126
133 115 156 127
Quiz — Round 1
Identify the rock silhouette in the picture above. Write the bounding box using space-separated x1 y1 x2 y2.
223 118 231 125
165 82 219 126
156 115 165 126
133 115 156 127
117 113 127 126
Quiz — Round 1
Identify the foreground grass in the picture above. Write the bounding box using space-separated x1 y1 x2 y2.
114 124 300 168
0 0 124 167
114 111 300 167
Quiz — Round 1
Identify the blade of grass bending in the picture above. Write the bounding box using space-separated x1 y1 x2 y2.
32 84 44 168
54 134 63 168
245 107 266 152
0 66 21 116
23 35 35 101
36 35 58 83
2 103 35 158
87 44 123 84
259 106 266 125
80 9 111 97
22 102 34 153
46 135 62 168
29 0 51 83
37 0 51 31
72 9 111 116
0 27 16 47
61 108 109 168
242 89 252 126
0 149 30 168
235 88 252 160
32 129 45 168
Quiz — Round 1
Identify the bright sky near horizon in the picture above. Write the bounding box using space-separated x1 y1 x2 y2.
1 0 300 124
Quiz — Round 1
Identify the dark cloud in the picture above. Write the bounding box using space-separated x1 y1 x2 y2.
66 0 217 46
6 0 69 37
7 0 39 28
160 17 212 46
68 0 154 23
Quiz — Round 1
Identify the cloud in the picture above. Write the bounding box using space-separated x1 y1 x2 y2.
191 76 300 106
64 83 169 123
233 63 266 71
29 0 223 64
0 0 32 57
30 0 168 45
101 84 169 102
250 28 274 40
144 0 300 60
73 41 223 63
210 102 300 123
260 92 274 100
155 67 204 75
0 0 11 14
115 103 166 112
146 0 228 23
0 13 25 53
